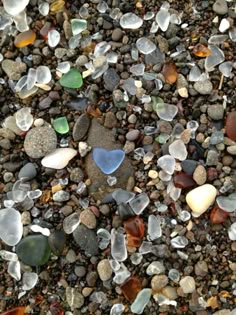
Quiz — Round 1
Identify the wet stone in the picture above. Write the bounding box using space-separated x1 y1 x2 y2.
73 224 99 256
18 163 37 180
73 113 91 141
16 235 51 266
103 68 120 91
80 209 97 229
24 126 57 159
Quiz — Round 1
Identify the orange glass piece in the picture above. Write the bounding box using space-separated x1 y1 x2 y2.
50 0 65 12
124 216 145 248
225 111 236 141
81 42 96 54
192 43 211 57
39 189 51 204
162 62 178 84
2 307 26 315
14 30 36 48
120 276 142 302
85 105 102 118
210 205 230 224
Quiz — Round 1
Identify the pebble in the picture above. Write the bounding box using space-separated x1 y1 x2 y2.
112 28 123 41
0 139 11 150
148 170 158 179
18 163 37 180
206 150 219 165
213 0 228 15
48 230 66 256
123 140 135 154
227 145 236 155
151 275 168 291
80 209 97 229
86 271 98 286
75 266 86 278
76 55 89 66
42 148 77 170
207 104 224 120
0 128 16 140
66 249 77 263
97 259 113 281
66 287 84 310
3 172 13 182
104 112 117 129
193 165 207 185
181 160 198 175
24 126 57 158
186 184 217 217
103 68 120 91
73 224 99 256
3 161 22 172
179 276 196 294
194 260 208 276
126 130 140 141
70 167 84 183
73 114 91 141
99 204 110 216
2 59 27 80
128 114 137 124
194 80 213 95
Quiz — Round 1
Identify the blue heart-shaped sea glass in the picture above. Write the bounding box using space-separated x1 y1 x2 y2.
92 148 125 175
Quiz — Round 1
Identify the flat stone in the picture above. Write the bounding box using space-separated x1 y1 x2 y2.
207 104 224 120
72 114 91 141
48 230 66 256
97 259 113 281
16 235 51 266
18 163 37 180
213 0 228 15
85 119 134 200
80 209 97 229
193 165 207 185
194 80 213 95
2 59 27 80
66 287 84 310
103 68 120 91
73 224 99 256
186 184 217 217
24 126 57 158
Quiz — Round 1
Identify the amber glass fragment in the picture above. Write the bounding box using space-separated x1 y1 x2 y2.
124 216 145 247
85 105 102 118
127 234 142 247
192 43 211 57
225 111 236 141
120 276 142 302
2 307 26 315
81 42 96 54
162 62 178 84
14 30 36 48
210 205 230 224
50 0 65 12
206 296 219 309
39 189 51 204
173 172 196 189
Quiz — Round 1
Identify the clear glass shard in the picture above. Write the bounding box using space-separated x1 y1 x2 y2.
22 272 38 290
171 236 189 248
155 8 170 32
63 212 80 234
8 260 21 281
112 189 135 205
111 228 127 262
205 45 225 72
157 155 175 175
148 215 162 240
129 193 150 215
136 37 156 55
120 13 143 29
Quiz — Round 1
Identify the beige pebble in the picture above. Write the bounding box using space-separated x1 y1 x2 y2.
34 118 44 127
179 276 196 294
180 129 191 144
193 165 207 185
186 184 217 217
97 259 113 281
227 145 236 155
151 275 168 291
148 170 158 179
161 285 178 299
79 209 96 229
82 287 93 297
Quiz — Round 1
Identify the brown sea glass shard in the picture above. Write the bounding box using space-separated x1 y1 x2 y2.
173 172 196 189
162 62 178 84
120 276 142 302
50 0 65 12
225 111 236 141
124 216 145 247
210 205 230 224
193 43 211 57
2 307 26 315
14 30 36 48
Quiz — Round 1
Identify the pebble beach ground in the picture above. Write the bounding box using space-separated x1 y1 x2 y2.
0 0 236 314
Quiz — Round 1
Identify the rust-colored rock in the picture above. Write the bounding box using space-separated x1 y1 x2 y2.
210 205 230 224
124 216 145 247
173 172 196 189
120 276 142 302
225 111 236 141
162 62 178 84
192 43 211 57
2 307 26 315
14 30 36 48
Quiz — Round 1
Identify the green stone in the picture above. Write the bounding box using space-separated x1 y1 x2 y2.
71 19 87 35
52 116 69 134
16 235 51 266
48 230 66 256
151 96 164 112
59 68 83 89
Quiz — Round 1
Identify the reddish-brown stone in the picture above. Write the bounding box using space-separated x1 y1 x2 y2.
207 168 218 181
210 205 230 224
173 172 196 189
124 216 145 247
225 111 236 141
120 276 142 302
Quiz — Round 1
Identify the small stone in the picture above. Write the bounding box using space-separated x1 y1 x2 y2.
41 148 77 169
80 209 97 229
73 224 99 256
181 160 198 175
66 287 84 310
186 184 217 217
151 275 168 291
112 28 123 41
213 0 228 15
97 259 113 281
2 59 27 80
18 163 37 180
194 261 208 277
73 114 91 141
225 112 236 141
0 139 11 150
179 276 196 294
193 165 207 185
3 172 13 183
0 128 16 140
206 150 219 166
53 190 70 202
103 68 120 91
126 130 140 141
70 167 84 183
194 80 213 95
16 235 51 266
104 112 117 129
227 145 236 155
75 266 86 277
66 249 77 263
24 126 57 159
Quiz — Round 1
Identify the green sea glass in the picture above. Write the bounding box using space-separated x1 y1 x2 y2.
59 68 83 89
52 116 69 134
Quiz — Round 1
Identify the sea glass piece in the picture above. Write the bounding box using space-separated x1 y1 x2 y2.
39 2 49 16
189 66 202 82
225 112 236 141
111 228 127 262
71 19 87 35
228 222 236 241
120 276 142 302
155 5 170 31
0 208 23 246
16 234 51 266
57 61 70 74
169 139 187 161
48 29 60 47
148 215 162 240
205 45 225 72
110 304 125 315
15 76 28 93
8 260 21 281
120 13 143 29
171 236 188 248
130 64 145 76
157 155 175 175
14 30 36 48
155 103 178 121
113 262 131 284
41 148 77 169
129 193 150 215
219 61 233 77
219 18 230 33
22 272 38 290
60 68 83 88
168 269 180 282
229 28 236 42
92 148 125 175
208 34 228 45
146 261 165 275
52 117 69 134
13 10 28 32
210 205 230 224
0 250 18 261
50 0 65 12
97 1 108 13
1 307 26 315
124 216 145 247
162 62 178 84
131 289 152 314
192 43 211 57
15 107 33 131
112 189 135 205
173 172 196 189
63 212 80 234
136 37 156 55
3 0 29 16
36 66 52 84
26 68 37 90
216 193 236 212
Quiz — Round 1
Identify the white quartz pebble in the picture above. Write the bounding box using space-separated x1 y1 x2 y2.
41 148 77 169
186 184 217 217
179 276 196 293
